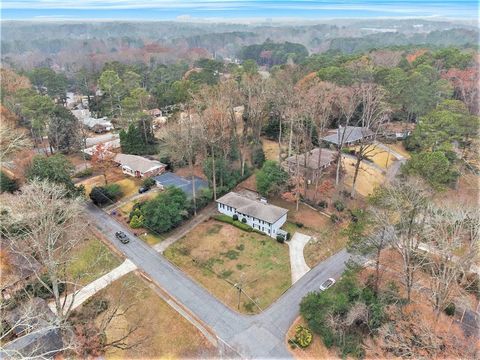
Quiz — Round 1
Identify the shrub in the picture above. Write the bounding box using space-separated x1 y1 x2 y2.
295 222 304 228
73 167 93 178
219 270 233 279
214 214 253 232
0 171 19 193
89 186 111 206
333 200 345 212
142 186 188 233
241 217 247 223
214 214 234 224
236 244 245 251
234 221 252 232
232 214 239 221
256 160 289 196
330 214 340 223
244 301 255 312
287 232 291 240
444 303 456 316
252 145 266 168
222 249 240 260
317 200 328 209
294 326 313 348
276 235 285 243
129 214 144 229
104 184 123 200
142 177 156 189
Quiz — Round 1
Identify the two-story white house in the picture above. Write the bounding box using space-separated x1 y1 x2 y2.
216 192 288 238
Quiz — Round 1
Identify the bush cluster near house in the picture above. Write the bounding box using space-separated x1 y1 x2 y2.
256 160 289 197
89 184 123 206
131 186 188 233
142 177 156 189
300 265 390 358
214 214 253 232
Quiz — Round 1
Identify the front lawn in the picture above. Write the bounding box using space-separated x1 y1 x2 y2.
75 273 216 359
164 219 291 313
113 178 141 198
67 236 122 286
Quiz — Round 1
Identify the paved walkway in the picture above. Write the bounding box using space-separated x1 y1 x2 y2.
287 232 311 284
49 259 137 313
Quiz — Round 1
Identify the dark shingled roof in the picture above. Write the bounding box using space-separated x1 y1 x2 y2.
153 172 208 198
322 126 374 145
284 148 336 170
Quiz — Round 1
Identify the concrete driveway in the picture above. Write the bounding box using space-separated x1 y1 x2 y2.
287 233 311 284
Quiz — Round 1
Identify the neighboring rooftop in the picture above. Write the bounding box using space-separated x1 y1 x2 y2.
322 126 374 145
0 248 41 292
284 148 336 170
216 192 288 224
114 154 166 174
154 172 208 197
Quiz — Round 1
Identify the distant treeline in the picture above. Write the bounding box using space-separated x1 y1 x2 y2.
238 41 309 66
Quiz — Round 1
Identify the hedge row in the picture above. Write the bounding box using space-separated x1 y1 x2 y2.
214 214 253 232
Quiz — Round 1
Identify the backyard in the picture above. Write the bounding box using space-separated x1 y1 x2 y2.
342 156 385 197
164 219 291 313
75 273 216 359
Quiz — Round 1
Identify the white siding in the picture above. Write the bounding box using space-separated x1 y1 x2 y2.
216 203 287 238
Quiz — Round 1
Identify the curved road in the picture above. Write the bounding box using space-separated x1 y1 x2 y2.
86 204 350 358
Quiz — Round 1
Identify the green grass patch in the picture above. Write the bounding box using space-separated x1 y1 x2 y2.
68 238 121 286
139 232 164 245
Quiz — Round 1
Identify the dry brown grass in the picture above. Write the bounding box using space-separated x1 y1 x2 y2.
77 175 105 196
164 219 291 313
342 157 384 197
387 141 411 159
83 273 216 359
262 138 280 161
351 145 397 169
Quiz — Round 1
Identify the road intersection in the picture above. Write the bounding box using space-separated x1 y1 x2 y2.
86 203 350 358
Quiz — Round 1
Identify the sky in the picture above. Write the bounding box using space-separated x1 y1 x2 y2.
1 1 479 22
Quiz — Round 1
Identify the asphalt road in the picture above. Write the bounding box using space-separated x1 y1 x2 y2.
86 203 350 359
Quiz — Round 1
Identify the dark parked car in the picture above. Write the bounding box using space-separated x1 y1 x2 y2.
138 186 149 194
115 231 130 244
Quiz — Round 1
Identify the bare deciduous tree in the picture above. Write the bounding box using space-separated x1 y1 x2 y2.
0 180 88 322
334 86 361 186
165 107 204 214
0 123 32 160
370 178 431 302
424 205 479 319
350 83 389 197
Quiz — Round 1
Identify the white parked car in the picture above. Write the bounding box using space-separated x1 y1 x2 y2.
319 278 336 291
